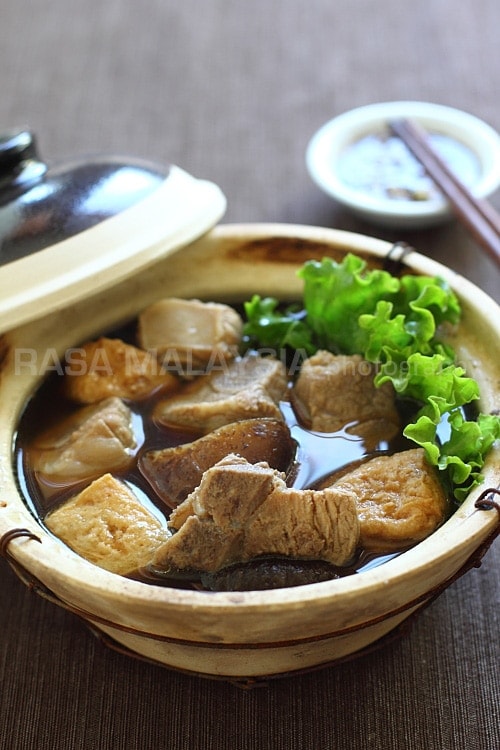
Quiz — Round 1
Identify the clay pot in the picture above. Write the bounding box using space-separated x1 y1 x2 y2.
1 222 498 679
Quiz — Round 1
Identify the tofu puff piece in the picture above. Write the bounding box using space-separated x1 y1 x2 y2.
30 397 137 485
154 354 288 434
138 298 243 370
291 351 400 449
320 448 449 552
46 474 170 575
151 454 360 573
65 338 179 404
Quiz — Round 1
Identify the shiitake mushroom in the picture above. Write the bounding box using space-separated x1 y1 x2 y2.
139 417 296 509
200 556 343 591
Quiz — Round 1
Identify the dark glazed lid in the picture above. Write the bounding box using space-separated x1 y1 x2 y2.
0 129 168 265
0 129 226 333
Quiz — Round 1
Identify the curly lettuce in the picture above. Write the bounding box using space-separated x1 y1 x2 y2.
243 253 499 501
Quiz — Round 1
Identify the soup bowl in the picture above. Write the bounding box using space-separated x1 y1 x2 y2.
0 223 499 681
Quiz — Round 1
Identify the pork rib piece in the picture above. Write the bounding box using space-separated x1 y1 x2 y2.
151 454 359 573
154 354 288 434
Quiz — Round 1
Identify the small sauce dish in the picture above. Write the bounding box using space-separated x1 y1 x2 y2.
306 101 500 229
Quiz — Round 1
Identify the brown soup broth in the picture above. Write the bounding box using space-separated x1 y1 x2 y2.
14 317 450 588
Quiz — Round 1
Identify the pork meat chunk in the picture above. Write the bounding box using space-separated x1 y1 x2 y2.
243 484 359 567
31 397 137 484
291 351 400 448
138 297 243 372
139 418 296 509
325 448 449 552
151 454 359 573
65 337 179 403
153 354 288 434
46 473 170 575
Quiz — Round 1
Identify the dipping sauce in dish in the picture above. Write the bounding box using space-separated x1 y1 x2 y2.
336 130 481 202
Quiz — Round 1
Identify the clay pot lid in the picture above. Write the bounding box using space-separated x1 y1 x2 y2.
0 130 226 334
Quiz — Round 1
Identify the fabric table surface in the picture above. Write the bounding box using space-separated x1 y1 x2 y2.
0 2 498 749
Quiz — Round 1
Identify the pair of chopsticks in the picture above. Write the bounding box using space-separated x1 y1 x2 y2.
389 118 500 268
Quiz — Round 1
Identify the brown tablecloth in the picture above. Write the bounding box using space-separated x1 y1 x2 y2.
1 2 499 749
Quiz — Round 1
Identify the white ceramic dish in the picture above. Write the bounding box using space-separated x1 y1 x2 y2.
305 101 500 229
0 223 499 681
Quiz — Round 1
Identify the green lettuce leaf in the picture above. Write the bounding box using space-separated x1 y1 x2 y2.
405 410 500 500
298 255 400 354
241 252 499 501
243 295 315 354
375 352 479 413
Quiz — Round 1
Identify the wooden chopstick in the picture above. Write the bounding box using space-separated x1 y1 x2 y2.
389 117 500 267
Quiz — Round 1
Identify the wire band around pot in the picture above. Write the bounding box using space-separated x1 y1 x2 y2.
1 489 498 677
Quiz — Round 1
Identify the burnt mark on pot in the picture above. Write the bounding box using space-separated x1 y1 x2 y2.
225 236 410 276
0 335 10 376
225 236 373 266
